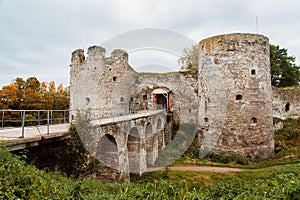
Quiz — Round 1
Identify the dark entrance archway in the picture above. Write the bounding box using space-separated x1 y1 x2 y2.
152 87 173 111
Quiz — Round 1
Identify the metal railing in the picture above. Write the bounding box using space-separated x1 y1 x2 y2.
0 106 166 139
70 104 167 126
0 110 70 138
90 109 166 126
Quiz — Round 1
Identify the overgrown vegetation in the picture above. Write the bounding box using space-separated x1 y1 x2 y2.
1 145 299 199
1 117 299 199
173 117 300 169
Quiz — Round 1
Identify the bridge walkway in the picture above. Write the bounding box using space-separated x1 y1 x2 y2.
0 109 165 151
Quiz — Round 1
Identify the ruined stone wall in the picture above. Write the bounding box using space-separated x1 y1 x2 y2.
198 33 274 158
70 46 198 125
70 46 138 118
272 87 300 119
70 33 276 160
134 72 198 125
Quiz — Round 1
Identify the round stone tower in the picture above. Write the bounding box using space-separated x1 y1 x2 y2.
198 33 274 158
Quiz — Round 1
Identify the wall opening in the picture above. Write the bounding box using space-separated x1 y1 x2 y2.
140 95 148 110
285 102 290 112
204 117 209 122
250 117 257 124
236 94 243 100
251 69 256 75
152 88 172 111
113 76 117 81
85 97 90 105
120 97 124 103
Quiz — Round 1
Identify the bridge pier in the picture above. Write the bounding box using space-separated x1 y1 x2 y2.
80 110 170 181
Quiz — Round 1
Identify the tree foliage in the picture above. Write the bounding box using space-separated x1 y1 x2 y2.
0 77 69 110
270 45 300 87
178 43 300 87
178 45 199 71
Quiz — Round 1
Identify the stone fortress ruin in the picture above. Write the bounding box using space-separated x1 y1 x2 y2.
198 34 274 158
70 33 299 179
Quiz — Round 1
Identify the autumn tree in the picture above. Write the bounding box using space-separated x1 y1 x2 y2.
0 77 69 110
23 77 43 109
0 84 18 109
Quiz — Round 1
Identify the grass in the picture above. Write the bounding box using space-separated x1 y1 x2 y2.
0 117 299 199
3 147 298 200
172 117 300 169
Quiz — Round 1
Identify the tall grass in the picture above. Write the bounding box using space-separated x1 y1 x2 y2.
1 117 299 199
1 145 299 199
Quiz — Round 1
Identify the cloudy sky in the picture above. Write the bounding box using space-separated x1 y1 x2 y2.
0 0 300 88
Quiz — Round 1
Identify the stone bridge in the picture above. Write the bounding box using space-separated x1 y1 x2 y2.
75 109 171 180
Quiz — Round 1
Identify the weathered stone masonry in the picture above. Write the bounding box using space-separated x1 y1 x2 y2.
272 87 300 119
70 33 286 170
198 33 274 158
70 44 198 180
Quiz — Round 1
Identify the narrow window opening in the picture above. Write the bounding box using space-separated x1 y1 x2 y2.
188 109 191 113
85 97 90 105
250 117 257 124
236 94 243 100
113 76 117 82
251 69 256 75
285 102 290 112
204 117 209 122
120 97 124 103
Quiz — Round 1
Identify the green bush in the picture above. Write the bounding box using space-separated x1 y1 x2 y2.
1 144 300 199
205 152 250 165
274 118 300 154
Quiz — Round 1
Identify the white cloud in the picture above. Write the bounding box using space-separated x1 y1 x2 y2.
0 0 300 88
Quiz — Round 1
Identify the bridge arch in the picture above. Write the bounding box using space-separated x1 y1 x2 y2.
127 127 142 173
145 122 158 166
145 122 152 135
156 118 165 150
96 134 119 169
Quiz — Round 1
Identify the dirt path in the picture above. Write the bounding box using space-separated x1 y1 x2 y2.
147 166 244 173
